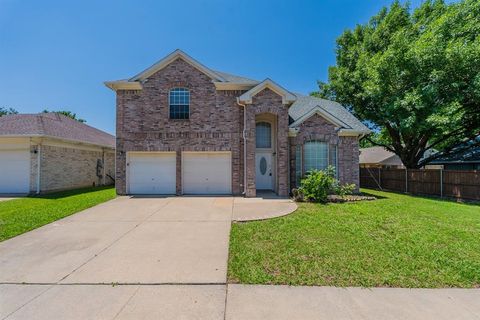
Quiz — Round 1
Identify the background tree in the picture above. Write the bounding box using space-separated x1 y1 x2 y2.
0 107 18 117
314 0 480 168
42 109 86 123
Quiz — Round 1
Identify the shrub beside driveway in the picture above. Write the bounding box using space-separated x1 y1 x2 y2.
228 189 480 288
0 186 115 242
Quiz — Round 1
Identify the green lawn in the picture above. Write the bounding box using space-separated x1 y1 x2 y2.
228 189 480 288
0 186 116 242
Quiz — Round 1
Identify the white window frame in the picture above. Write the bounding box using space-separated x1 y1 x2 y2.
169 87 190 120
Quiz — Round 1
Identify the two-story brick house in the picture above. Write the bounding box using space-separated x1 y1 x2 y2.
106 50 369 197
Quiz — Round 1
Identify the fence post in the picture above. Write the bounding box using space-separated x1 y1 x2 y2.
440 169 443 198
378 167 381 189
405 168 408 193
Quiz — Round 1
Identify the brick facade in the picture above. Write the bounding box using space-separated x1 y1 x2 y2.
115 58 360 196
244 89 290 197
30 142 115 193
289 114 360 190
116 58 245 195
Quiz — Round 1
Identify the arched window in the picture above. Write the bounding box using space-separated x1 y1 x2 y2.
256 122 272 148
169 88 190 119
304 141 328 172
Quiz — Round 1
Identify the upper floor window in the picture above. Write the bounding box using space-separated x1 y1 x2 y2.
169 88 190 119
256 122 272 148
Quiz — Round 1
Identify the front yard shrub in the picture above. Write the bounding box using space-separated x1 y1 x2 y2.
297 166 354 203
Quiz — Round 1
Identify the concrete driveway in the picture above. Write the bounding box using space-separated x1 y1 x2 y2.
1 196 479 319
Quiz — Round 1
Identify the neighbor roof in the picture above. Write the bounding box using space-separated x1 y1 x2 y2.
289 94 370 135
0 113 115 148
430 136 480 164
359 146 403 166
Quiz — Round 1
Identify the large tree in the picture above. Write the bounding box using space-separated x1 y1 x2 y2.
314 0 480 168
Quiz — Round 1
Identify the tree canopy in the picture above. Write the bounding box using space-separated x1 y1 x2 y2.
0 107 18 117
314 0 480 168
42 109 86 123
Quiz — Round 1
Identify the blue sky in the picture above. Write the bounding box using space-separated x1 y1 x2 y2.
0 0 428 134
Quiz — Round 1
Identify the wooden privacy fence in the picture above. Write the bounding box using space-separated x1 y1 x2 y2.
360 168 480 201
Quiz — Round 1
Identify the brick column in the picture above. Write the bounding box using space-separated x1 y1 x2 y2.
245 108 256 197
116 145 126 195
176 150 182 195
276 109 289 196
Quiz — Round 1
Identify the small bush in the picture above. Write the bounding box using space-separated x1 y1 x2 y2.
297 166 355 203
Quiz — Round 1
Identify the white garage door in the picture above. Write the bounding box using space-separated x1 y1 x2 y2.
182 152 232 194
128 152 176 194
0 150 30 194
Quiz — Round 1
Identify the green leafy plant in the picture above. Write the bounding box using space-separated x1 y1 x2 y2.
297 166 354 203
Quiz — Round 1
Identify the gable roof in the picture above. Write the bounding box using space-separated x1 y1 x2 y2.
130 49 225 82
105 49 260 91
289 94 370 135
0 113 115 148
359 147 403 166
237 79 296 104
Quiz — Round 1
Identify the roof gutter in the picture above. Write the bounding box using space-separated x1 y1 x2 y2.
0 134 115 150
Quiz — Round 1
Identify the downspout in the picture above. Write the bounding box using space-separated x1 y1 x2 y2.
36 143 42 194
237 98 247 195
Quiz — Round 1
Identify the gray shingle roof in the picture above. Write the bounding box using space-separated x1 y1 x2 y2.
430 136 480 164
212 70 259 84
0 113 115 148
289 94 370 133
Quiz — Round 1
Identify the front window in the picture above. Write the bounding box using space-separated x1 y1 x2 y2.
304 141 328 173
169 88 190 119
256 122 272 148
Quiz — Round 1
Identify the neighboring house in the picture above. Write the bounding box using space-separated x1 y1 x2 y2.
359 146 404 169
105 49 370 197
429 137 480 170
0 113 115 194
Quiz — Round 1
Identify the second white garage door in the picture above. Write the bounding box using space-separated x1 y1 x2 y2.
182 152 232 194
128 152 176 194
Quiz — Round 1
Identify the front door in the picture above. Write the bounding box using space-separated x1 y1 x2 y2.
255 152 273 190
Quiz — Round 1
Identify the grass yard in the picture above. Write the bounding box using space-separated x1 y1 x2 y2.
228 189 480 288
0 186 116 242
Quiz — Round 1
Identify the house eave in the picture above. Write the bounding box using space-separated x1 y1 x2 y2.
214 82 258 91
338 130 371 137
104 81 143 91
238 79 296 105
0 134 115 149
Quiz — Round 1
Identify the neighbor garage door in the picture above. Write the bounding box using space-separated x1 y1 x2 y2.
127 152 176 194
182 152 232 194
0 149 30 194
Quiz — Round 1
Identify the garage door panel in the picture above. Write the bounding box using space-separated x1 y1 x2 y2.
128 153 176 195
182 152 231 195
0 150 30 193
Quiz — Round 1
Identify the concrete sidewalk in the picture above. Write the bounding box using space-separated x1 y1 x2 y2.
2 284 479 319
